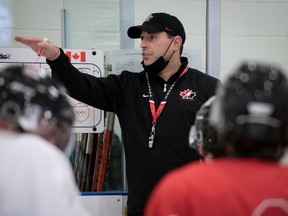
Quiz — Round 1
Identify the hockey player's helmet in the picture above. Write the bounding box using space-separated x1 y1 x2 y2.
210 61 288 159
0 65 75 152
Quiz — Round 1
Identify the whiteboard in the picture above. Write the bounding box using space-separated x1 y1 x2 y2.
0 48 104 133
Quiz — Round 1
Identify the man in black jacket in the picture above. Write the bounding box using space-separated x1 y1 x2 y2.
15 12 220 216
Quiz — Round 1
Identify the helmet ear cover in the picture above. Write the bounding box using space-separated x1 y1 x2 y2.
189 96 225 158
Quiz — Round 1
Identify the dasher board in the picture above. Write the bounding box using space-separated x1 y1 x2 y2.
0 48 104 133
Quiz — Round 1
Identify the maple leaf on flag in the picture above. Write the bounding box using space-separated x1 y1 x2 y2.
73 53 80 60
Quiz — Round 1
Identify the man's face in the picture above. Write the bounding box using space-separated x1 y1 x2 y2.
140 31 174 66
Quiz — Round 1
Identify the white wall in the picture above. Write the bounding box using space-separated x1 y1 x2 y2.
220 0 288 81
1 0 63 47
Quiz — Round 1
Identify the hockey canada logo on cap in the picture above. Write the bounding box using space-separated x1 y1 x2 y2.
179 89 196 100
144 14 153 23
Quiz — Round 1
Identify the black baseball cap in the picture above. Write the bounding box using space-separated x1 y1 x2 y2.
127 12 186 45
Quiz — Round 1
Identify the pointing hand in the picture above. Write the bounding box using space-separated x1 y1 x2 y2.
14 36 60 61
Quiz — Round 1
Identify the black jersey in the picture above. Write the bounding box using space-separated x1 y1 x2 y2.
48 49 220 214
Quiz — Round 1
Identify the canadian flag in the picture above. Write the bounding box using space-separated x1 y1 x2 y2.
66 51 86 62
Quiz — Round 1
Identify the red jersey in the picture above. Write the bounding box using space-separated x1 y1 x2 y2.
145 159 288 216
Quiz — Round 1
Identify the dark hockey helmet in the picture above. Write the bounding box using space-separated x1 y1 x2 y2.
210 61 288 157
0 65 75 152
189 96 224 158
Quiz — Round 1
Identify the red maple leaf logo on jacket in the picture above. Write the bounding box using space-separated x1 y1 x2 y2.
179 89 196 100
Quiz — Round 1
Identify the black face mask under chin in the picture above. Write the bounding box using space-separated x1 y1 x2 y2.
141 56 169 74
142 36 175 74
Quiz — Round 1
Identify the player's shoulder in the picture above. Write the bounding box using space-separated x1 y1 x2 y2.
163 160 227 185
19 134 67 161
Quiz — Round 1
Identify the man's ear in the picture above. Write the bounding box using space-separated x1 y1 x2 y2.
173 35 183 51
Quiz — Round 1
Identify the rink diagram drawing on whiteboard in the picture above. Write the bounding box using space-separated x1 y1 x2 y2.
0 48 104 133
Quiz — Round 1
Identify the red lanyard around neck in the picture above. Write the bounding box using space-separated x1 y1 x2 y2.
145 66 189 148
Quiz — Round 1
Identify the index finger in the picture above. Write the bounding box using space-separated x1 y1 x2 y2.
14 36 43 45
14 36 46 53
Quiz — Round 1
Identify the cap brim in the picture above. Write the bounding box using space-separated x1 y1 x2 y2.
127 25 163 39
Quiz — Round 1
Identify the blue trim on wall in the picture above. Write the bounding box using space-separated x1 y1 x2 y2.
81 191 128 196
